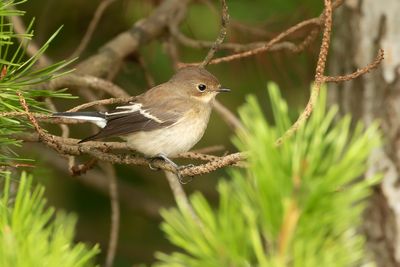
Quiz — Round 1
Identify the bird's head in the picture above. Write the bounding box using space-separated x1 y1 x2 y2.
170 66 230 103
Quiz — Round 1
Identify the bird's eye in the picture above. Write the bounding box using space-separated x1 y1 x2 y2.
197 84 207 92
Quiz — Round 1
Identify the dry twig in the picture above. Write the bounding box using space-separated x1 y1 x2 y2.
71 0 118 58
165 171 203 227
275 0 383 146
200 0 230 67
103 163 120 267
8 8 52 67
190 0 345 66
324 49 384 83
275 0 334 146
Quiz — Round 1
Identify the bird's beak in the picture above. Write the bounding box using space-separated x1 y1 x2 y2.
217 88 230 93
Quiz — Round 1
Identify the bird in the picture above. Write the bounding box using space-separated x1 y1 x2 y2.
53 66 230 177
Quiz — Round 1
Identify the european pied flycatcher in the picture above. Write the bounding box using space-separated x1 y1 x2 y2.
53 66 230 170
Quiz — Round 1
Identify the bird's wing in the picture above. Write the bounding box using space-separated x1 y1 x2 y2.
79 100 185 143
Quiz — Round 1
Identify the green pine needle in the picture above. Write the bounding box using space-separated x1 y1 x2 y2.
154 84 381 267
0 172 100 267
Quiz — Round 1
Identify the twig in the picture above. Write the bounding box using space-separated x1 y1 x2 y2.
102 163 120 267
200 0 230 67
0 111 94 124
8 8 52 67
275 0 333 146
196 0 276 38
205 17 321 65
202 0 344 65
164 35 180 71
71 0 118 58
44 98 77 174
14 126 246 177
70 158 98 176
189 145 225 154
67 96 135 112
75 0 191 78
135 54 156 88
34 145 162 217
213 100 244 131
324 49 384 83
16 131 230 160
275 1 383 146
164 171 203 228
178 152 245 177
48 74 129 98
171 22 299 53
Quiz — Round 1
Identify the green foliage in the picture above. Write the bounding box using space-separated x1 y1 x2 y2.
154 84 381 267
0 172 99 267
0 0 73 170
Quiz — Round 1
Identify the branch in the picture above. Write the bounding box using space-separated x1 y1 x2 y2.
190 0 345 66
205 17 321 65
14 120 246 178
275 1 383 146
275 0 333 146
75 0 191 78
71 0 118 58
324 49 384 83
33 145 162 217
103 163 120 267
213 100 244 131
67 96 135 112
174 31 300 52
8 8 52 68
165 171 203 228
200 0 229 67
48 74 129 98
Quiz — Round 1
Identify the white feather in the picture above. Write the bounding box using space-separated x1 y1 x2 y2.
106 103 164 123
106 103 142 116
62 115 107 128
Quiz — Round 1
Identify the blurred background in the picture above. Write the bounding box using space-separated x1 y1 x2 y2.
17 0 325 265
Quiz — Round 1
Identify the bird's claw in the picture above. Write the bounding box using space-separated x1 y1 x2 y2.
176 164 194 184
148 159 161 171
148 154 194 184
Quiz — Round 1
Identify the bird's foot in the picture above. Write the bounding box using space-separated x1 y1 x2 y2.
148 154 194 184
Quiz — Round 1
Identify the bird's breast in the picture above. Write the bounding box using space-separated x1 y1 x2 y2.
125 106 212 157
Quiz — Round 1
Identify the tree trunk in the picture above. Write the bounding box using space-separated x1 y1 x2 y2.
328 1 400 266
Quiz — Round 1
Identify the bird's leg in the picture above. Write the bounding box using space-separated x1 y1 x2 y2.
148 153 194 184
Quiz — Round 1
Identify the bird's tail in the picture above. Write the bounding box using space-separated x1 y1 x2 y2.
52 111 107 128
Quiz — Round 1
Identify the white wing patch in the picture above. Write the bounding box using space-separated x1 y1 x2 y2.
105 102 164 123
105 103 142 116
139 109 163 123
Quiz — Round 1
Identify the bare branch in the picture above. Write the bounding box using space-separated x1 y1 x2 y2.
213 100 244 131
48 74 129 98
171 23 299 53
135 54 156 88
34 145 162 217
8 8 52 68
75 0 190 78
206 17 321 65
165 171 203 228
103 163 120 267
67 97 135 112
71 0 118 58
324 49 384 83
14 126 246 178
275 0 334 146
200 0 230 67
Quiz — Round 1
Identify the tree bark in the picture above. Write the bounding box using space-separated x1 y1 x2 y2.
329 1 400 266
